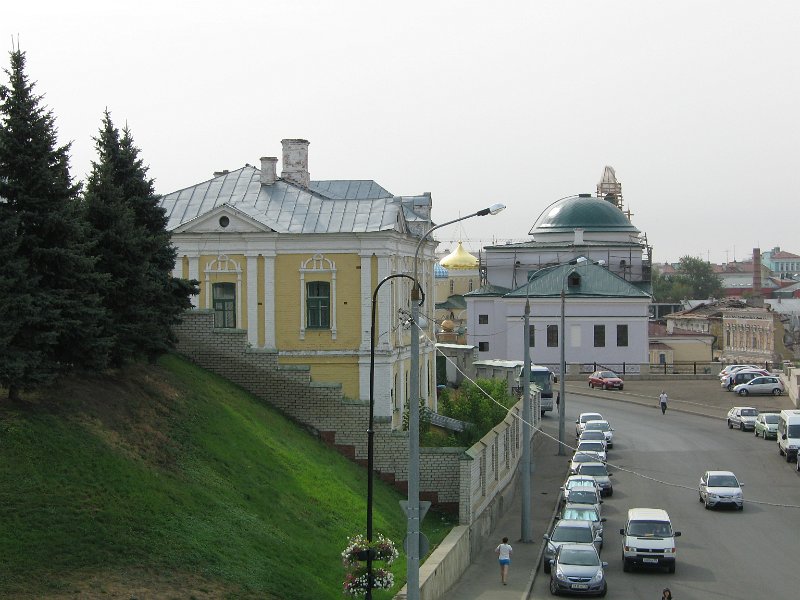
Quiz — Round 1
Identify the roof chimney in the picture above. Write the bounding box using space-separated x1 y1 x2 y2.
260 156 278 185
281 139 310 187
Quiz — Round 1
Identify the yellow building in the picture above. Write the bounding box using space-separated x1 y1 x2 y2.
159 139 438 429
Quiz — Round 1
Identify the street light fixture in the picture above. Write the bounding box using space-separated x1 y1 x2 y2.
520 264 557 541
368 273 419 599
406 202 506 600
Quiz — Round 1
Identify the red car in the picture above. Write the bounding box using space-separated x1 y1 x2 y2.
588 370 624 390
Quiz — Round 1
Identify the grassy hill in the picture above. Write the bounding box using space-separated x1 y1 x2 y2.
0 353 454 599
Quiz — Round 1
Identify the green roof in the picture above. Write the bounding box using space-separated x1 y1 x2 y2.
530 195 639 234
435 295 467 310
504 263 652 299
464 284 513 297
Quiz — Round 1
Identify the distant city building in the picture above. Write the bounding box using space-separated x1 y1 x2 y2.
435 242 479 343
762 247 800 278
465 167 653 373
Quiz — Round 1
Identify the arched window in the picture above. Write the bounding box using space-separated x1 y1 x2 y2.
449 279 454 295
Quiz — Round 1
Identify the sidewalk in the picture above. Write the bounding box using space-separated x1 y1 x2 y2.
436 378 796 600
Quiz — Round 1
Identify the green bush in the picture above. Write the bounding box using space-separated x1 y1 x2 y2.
436 379 516 447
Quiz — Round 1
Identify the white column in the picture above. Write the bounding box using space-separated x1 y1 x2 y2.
360 254 373 351
188 255 200 308
246 255 258 347
377 255 392 350
263 255 276 348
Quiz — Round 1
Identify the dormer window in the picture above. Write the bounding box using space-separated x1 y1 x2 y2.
567 271 581 288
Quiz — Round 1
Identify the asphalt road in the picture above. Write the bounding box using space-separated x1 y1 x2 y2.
529 393 800 600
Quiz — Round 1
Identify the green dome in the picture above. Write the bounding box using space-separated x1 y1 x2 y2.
530 194 639 234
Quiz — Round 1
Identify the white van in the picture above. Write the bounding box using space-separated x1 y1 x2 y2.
620 508 681 573
777 410 800 462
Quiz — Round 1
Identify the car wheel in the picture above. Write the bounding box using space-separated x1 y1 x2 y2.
543 557 551 574
738 389 748 396
740 422 746 431
728 420 733 429
549 576 559 595
779 445 785 456
604 383 609 390
619 386 623 391
727 383 734 391
589 382 593 388
668 563 676 574
607 488 613 497
738 503 744 511
599 583 607 597
787 451 793 463
622 557 631 572
772 388 782 396
704 496 710 509
754 428 759 437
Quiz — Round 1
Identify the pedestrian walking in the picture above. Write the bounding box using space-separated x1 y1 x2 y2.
659 390 668 415
661 588 673 600
495 536 512 585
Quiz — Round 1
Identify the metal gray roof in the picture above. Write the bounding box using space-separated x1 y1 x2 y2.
159 166 427 234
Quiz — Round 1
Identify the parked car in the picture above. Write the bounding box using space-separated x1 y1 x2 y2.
576 462 613 496
588 370 624 390
562 475 603 503
726 406 759 431
563 485 604 515
576 412 604 437
548 543 608 597
583 420 614 448
579 429 608 449
569 451 605 474
698 470 744 510
542 520 601 573
733 376 784 396
718 364 761 379
576 440 607 462
560 502 606 544
722 369 770 391
754 412 780 439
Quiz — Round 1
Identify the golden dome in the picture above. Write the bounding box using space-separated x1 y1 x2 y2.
440 242 478 270
441 320 455 332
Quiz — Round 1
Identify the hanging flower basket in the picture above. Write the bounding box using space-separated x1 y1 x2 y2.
342 566 394 596
341 534 398 567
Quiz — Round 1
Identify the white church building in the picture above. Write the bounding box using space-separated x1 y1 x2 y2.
465 167 654 375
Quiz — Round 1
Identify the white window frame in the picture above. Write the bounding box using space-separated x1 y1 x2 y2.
299 253 337 340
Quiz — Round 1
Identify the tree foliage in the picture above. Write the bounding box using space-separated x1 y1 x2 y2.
83 111 198 365
435 378 516 446
652 256 723 302
0 50 111 400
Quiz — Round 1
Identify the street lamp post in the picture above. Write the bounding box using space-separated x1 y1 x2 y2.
368 273 418 599
406 203 505 600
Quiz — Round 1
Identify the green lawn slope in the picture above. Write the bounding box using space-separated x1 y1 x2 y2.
0 353 454 599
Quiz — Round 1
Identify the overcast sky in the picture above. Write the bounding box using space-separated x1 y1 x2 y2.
6 1 799 264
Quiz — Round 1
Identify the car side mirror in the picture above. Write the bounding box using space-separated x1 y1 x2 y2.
599 500 604 504
543 534 550 541
783 434 788 440
608 473 613 477
595 534 602 542
674 531 682 537
575 419 579 424
619 528 625 535
601 517 607 522
602 561 609 568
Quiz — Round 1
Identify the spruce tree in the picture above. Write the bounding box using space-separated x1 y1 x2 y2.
84 113 198 365
0 50 110 401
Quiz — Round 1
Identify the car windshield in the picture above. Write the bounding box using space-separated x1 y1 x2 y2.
559 548 599 566
584 421 610 432
578 442 604 452
551 526 593 543
628 520 672 537
581 413 603 423
740 409 758 416
764 414 779 424
599 371 616 378
580 431 605 441
578 465 607 476
563 507 598 521
573 453 598 462
566 478 596 490
568 491 598 504
707 474 739 487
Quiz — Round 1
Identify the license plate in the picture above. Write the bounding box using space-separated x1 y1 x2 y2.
572 584 589 589
643 558 658 564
